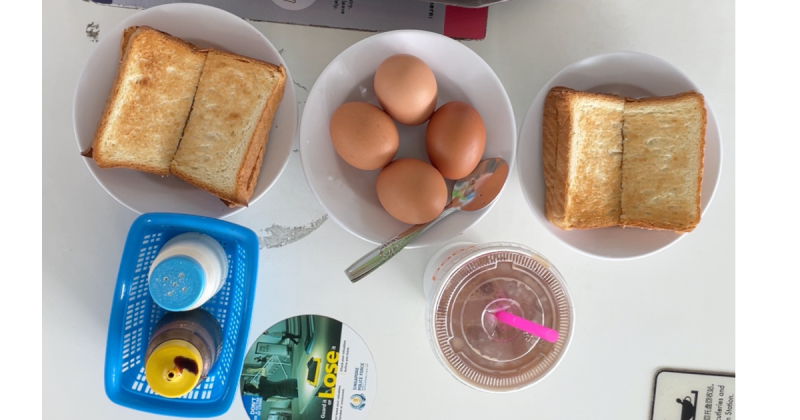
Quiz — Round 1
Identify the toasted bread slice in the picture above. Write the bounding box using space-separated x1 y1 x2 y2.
620 91 706 232
543 87 625 230
87 26 207 175
170 49 287 207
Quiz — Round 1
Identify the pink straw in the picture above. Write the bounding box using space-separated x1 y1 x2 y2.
494 310 560 343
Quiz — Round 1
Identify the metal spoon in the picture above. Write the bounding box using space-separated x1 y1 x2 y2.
345 158 509 283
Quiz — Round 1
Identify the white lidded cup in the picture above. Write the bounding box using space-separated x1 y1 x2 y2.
148 232 229 312
423 242 574 392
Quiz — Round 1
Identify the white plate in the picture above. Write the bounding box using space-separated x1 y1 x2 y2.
518 51 722 259
299 30 516 248
73 3 297 218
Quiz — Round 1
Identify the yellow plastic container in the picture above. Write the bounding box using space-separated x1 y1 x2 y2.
144 309 222 398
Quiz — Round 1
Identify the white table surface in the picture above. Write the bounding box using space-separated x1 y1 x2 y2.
42 1 735 419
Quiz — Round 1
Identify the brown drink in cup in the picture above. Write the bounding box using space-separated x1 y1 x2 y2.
423 242 574 392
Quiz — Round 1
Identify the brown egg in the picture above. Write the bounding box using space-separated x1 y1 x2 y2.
425 101 486 180
376 158 448 225
329 102 399 170
374 54 438 126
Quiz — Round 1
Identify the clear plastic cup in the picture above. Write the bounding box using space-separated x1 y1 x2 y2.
423 242 574 392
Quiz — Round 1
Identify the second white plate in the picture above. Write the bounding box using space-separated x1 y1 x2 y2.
518 51 722 259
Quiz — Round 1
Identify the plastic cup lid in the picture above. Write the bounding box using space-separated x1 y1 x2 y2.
431 246 573 391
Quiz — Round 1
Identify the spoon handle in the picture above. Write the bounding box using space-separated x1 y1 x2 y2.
345 207 459 283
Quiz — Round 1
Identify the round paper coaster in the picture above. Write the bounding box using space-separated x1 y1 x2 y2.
239 315 376 420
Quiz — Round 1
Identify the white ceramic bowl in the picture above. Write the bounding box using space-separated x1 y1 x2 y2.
73 3 297 218
518 51 722 259
299 30 516 248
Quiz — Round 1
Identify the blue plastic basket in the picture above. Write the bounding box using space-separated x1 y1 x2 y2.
104 213 259 417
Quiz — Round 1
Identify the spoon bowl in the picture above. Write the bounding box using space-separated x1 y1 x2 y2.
345 158 509 283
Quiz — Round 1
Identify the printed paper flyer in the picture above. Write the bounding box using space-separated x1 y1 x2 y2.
651 370 735 420
87 0 488 40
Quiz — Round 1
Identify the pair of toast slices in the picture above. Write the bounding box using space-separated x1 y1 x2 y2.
84 26 287 207
543 87 706 233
